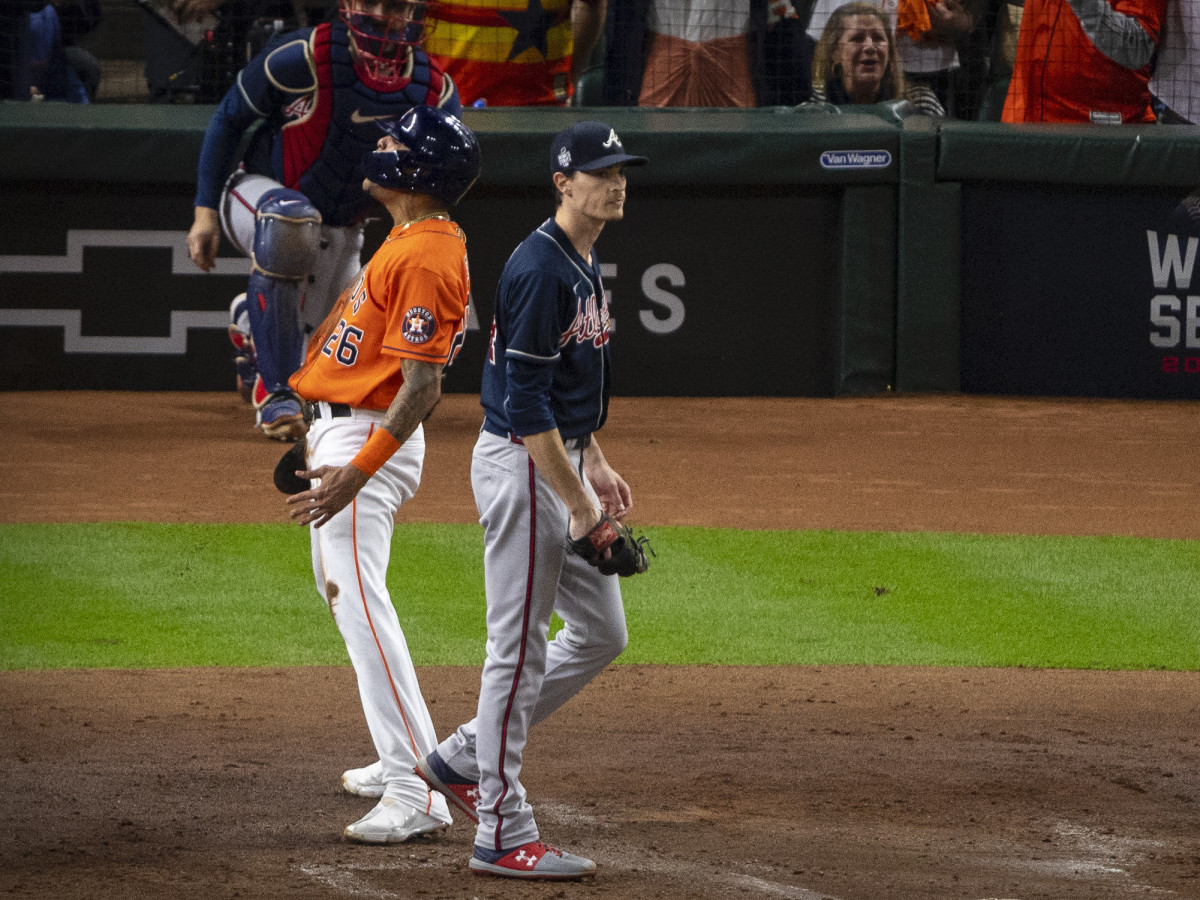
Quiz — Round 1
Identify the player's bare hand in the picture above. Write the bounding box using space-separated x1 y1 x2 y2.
287 464 370 528
187 206 221 272
928 0 971 34
584 461 632 521
600 476 633 521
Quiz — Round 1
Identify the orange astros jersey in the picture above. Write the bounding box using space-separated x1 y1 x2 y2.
290 218 470 410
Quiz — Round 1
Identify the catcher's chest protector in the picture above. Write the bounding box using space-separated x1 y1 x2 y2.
280 23 447 226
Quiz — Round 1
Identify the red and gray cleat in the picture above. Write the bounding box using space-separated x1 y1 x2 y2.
416 750 481 823
469 841 597 880
254 385 307 442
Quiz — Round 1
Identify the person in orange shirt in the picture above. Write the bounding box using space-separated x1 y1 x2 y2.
1001 0 1165 123
282 105 481 844
423 0 606 106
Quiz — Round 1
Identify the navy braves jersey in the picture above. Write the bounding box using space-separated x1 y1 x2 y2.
194 22 459 227
481 218 611 441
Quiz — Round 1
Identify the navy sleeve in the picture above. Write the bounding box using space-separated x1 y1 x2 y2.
193 34 316 210
501 267 565 436
194 81 262 209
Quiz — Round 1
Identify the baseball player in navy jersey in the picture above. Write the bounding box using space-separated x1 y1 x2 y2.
414 121 647 880
185 0 459 442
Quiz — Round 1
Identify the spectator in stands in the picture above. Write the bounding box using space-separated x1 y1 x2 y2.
151 0 332 102
171 0 332 27
952 0 1001 119
807 2 946 114
28 0 101 103
1001 0 1165 123
167 0 333 96
421 0 605 106
806 0 980 116
974 0 1024 119
57 0 101 102
604 0 813 107
1149 0 1198 123
0 1 51 100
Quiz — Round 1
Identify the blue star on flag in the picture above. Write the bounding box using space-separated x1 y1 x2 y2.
500 0 559 61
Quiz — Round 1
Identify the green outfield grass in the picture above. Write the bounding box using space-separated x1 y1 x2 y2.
1 523 1197 671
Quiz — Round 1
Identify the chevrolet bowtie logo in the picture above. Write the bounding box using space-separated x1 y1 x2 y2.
351 110 395 125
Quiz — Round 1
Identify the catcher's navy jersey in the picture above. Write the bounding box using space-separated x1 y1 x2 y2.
481 218 611 441
194 22 458 226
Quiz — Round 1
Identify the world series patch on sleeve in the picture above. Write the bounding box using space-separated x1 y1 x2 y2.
566 513 654 577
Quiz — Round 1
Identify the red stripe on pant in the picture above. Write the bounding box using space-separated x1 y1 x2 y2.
491 455 538 848
230 184 257 216
351 423 431 816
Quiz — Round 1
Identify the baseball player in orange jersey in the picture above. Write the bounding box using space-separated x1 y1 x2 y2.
283 105 481 844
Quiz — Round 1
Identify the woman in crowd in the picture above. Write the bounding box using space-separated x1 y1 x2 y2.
808 2 945 115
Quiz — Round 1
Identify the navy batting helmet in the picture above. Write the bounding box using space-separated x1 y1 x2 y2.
361 106 481 207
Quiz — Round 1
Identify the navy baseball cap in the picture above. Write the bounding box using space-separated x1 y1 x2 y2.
551 121 648 175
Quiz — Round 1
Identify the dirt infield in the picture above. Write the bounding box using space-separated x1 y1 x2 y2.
3 392 1199 899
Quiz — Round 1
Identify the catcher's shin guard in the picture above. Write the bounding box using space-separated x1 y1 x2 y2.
245 189 322 394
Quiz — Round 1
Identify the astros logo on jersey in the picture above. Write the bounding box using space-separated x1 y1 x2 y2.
403 307 436 344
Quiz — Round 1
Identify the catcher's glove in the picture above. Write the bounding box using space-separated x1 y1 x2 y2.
566 513 653 577
273 440 311 495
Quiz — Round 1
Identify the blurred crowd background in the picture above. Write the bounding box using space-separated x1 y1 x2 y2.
0 0 1195 123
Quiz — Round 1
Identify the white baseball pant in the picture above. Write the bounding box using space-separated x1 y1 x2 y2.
306 403 450 823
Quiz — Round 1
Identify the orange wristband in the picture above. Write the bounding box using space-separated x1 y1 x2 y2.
350 427 402 477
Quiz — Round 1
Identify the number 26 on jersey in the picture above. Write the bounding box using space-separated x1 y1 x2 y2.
322 319 364 367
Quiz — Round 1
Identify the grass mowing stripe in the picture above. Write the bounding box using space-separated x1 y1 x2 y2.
1 524 1197 671
623 529 1200 668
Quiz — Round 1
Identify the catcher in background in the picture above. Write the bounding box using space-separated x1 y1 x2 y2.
280 105 480 844
414 120 649 881
184 0 459 442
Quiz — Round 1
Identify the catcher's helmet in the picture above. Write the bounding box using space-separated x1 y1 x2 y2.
339 0 435 90
361 106 482 207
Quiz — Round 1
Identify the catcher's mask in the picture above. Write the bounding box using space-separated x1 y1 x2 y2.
362 106 482 207
339 0 436 90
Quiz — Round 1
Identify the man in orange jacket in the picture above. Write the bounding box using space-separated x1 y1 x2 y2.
1002 0 1166 123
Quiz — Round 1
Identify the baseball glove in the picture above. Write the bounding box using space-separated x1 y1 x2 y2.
273 440 311 495
566 513 653 577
